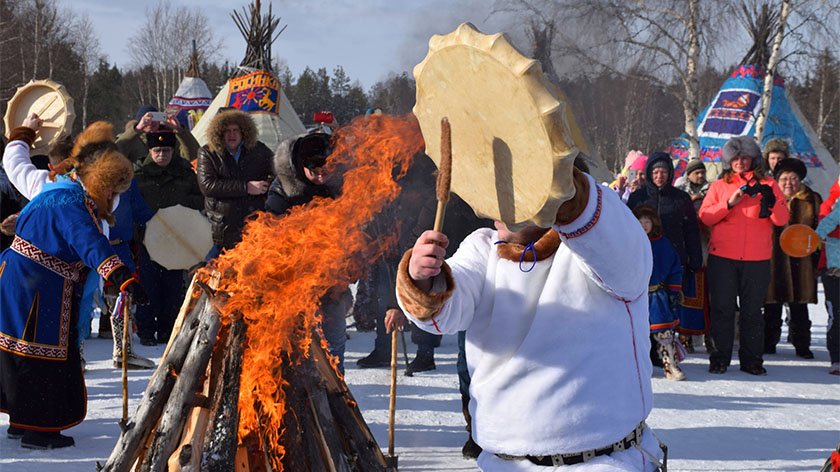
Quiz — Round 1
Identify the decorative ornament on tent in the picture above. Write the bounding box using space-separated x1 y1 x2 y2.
667 6 839 197
190 1 305 153
167 41 213 130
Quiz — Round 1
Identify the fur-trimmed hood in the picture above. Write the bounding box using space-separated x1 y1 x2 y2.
206 110 258 155
272 133 315 199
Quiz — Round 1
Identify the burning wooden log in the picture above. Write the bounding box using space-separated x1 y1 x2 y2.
101 279 393 472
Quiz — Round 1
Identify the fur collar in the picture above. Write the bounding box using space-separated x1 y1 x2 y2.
272 134 310 199
495 229 560 262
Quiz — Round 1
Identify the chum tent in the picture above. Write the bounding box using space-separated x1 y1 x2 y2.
167 48 212 131
668 65 838 198
190 3 305 153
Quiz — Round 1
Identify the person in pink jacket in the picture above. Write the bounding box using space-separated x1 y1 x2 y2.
699 136 789 375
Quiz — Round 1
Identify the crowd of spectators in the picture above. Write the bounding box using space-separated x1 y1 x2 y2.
2 101 839 455
615 137 839 379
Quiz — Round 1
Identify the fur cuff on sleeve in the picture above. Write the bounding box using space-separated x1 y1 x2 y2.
9 127 36 146
396 249 455 322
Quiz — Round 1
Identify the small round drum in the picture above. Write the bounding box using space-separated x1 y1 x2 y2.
3 79 75 155
779 224 820 258
144 205 213 270
413 23 579 229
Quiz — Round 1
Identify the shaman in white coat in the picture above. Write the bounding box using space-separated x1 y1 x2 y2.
397 173 661 471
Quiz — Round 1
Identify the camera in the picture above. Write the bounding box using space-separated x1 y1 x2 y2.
149 111 168 122
740 178 775 218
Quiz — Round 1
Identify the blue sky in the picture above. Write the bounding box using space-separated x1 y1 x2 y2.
73 0 515 90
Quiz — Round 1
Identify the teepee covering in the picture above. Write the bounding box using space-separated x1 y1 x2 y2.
190 3 304 152
191 72 304 153
668 65 839 197
168 77 213 131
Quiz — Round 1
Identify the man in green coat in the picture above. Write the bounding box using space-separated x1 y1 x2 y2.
116 105 200 167
133 131 204 345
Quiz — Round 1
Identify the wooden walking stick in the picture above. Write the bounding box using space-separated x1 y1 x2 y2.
120 293 132 430
385 328 399 470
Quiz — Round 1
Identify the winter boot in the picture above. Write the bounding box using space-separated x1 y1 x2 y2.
356 348 390 368
461 396 482 459
21 430 74 449
97 311 112 339
405 351 435 376
112 313 154 370
654 330 686 381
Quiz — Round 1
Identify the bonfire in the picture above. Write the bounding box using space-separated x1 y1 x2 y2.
99 115 425 472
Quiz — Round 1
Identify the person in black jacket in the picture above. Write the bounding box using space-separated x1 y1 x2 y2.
196 110 273 257
627 152 702 272
265 131 352 373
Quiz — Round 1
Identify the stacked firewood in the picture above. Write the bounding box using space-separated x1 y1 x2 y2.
97 276 392 472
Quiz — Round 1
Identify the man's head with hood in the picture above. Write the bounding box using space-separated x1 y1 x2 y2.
645 152 674 189
206 109 258 156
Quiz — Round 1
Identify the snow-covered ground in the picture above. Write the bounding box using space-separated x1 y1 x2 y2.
1 292 838 471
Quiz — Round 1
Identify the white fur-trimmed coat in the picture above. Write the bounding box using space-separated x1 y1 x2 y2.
398 175 658 470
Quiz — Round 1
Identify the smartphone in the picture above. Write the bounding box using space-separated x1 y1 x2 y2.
149 111 168 122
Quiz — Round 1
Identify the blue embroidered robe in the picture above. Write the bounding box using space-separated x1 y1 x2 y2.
0 181 125 360
648 235 683 332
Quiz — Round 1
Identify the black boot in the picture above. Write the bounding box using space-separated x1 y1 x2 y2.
405 352 435 376
21 430 74 449
356 349 390 368
461 396 482 459
7 426 25 439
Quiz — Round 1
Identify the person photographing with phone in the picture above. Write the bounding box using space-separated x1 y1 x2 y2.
116 105 200 165
698 136 789 375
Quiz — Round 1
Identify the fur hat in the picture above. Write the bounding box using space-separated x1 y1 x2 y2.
773 158 807 180
293 133 331 169
685 159 706 176
50 121 117 178
721 136 762 170
77 149 134 226
763 138 790 161
146 131 177 149
206 109 258 155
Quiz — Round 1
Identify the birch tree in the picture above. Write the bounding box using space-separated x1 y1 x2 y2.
73 14 102 128
495 0 719 161
753 0 791 144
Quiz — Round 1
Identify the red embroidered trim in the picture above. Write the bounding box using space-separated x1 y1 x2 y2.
10 236 81 282
97 255 124 279
557 185 602 239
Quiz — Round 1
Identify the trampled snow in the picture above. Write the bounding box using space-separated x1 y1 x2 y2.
1 291 838 471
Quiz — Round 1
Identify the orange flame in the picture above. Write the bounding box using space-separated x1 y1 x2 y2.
202 114 424 469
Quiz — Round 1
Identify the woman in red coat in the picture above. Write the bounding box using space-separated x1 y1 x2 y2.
698 136 789 375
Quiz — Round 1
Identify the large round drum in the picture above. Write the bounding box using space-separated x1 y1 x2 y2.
144 205 213 270
3 79 75 155
779 224 820 258
413 23 579 229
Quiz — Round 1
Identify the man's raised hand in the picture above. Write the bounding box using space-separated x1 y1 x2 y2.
408 230 448 285
22 113 42 131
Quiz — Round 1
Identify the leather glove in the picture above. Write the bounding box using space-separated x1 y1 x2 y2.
107 265 150 306
668 290 682 314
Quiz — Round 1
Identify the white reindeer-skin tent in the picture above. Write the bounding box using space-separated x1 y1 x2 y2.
190 3 305 152
168 48 213 131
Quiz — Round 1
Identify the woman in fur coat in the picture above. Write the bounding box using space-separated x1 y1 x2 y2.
764 158 822 358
